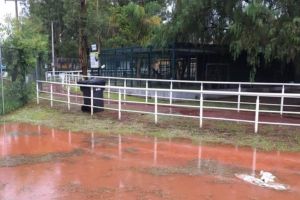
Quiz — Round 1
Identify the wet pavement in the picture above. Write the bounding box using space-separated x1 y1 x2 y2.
0 123 300 200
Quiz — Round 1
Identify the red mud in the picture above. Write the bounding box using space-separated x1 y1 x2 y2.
1 123 300 200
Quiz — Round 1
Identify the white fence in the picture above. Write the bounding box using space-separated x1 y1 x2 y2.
36 78 300 133
46 71 300 114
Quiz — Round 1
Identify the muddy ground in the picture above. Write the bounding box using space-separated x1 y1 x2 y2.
0 123 299 200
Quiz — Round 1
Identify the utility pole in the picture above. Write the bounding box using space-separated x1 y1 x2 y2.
51 21 55 76
0 45 4 114
4 0 23 20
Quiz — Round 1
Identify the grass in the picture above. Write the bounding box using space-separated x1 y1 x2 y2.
1 99 300 152
138 159 249 177
0 149 83 167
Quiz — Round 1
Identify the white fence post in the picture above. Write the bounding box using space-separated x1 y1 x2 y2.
254 96 260 133
50 83 53 107
199 90 203 128
118 89 121 120
280 85 285 116
123 79 126 101
90 87 93 116
67 85 70 111
155 90 158 124
237 84 241 112
146 80 149 103
36 82 39 105
169 81 173 105
71 72 74 83
108 78 111 105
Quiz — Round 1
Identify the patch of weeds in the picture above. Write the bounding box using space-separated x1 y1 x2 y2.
0 149 84 167
123 147 139 154
138 159 249 178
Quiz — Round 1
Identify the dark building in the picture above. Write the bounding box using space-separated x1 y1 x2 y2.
96 43 297 83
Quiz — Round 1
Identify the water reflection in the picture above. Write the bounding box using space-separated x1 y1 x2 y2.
118 134 122 159
0 124 300 200
68 130 72 145
252 148 257 176
1 124 6 156
91 132 95 150
38 125 41 135
197 145 202 169
51 128 55 139
153 137 157 165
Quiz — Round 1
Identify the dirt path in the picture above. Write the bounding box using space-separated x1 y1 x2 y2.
0 123 299 200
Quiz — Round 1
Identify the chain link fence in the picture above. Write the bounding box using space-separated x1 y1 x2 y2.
0 46 46 115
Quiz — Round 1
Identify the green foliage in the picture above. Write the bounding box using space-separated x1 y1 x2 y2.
156 0 300 80
106 2 162 47
28 0 164 55
0 80 35 115
0 17 47 114
19 0 300 81
3 18 47 81
229 0 300 80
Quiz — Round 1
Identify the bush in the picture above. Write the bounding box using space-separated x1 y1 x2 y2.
0 79 35 115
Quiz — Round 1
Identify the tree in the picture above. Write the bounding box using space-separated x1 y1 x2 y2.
230 0 300 80
106 2 162 47
159 0 300 81
1 17 47 103
28 0 66 57
79 0 89 76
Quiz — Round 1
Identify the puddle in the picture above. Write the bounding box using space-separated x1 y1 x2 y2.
141 159 249 177
0 123 300 200
0 149 83 167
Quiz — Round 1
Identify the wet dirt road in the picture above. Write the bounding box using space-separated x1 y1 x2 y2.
0 123 300 200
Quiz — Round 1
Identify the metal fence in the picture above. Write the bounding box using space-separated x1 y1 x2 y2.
0 46 45 115
36 77 300 133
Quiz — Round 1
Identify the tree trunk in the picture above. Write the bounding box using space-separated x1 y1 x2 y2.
79 0 88 78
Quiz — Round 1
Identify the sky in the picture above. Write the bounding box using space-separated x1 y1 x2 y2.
0 0 20 24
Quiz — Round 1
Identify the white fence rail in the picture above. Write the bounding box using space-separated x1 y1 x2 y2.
36 80 300 133
45 71 300 116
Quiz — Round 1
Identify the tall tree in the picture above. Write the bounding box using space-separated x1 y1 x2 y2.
79 0 89 76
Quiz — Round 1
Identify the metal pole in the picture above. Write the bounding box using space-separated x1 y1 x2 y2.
237 84 241 112
0 45 4 114
146 80 149 103
169 81 173 105
35 57 39 81
200 87 203 128
90 87 93 116
108 78 111 105
67 85 70 111
14 0 18 20
51 21 55 76
36 82 39 105
118 89 121 120
123 79 126 101
50 83 53 107
254 96 260 133
155 90 158 124
280 85 285 116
